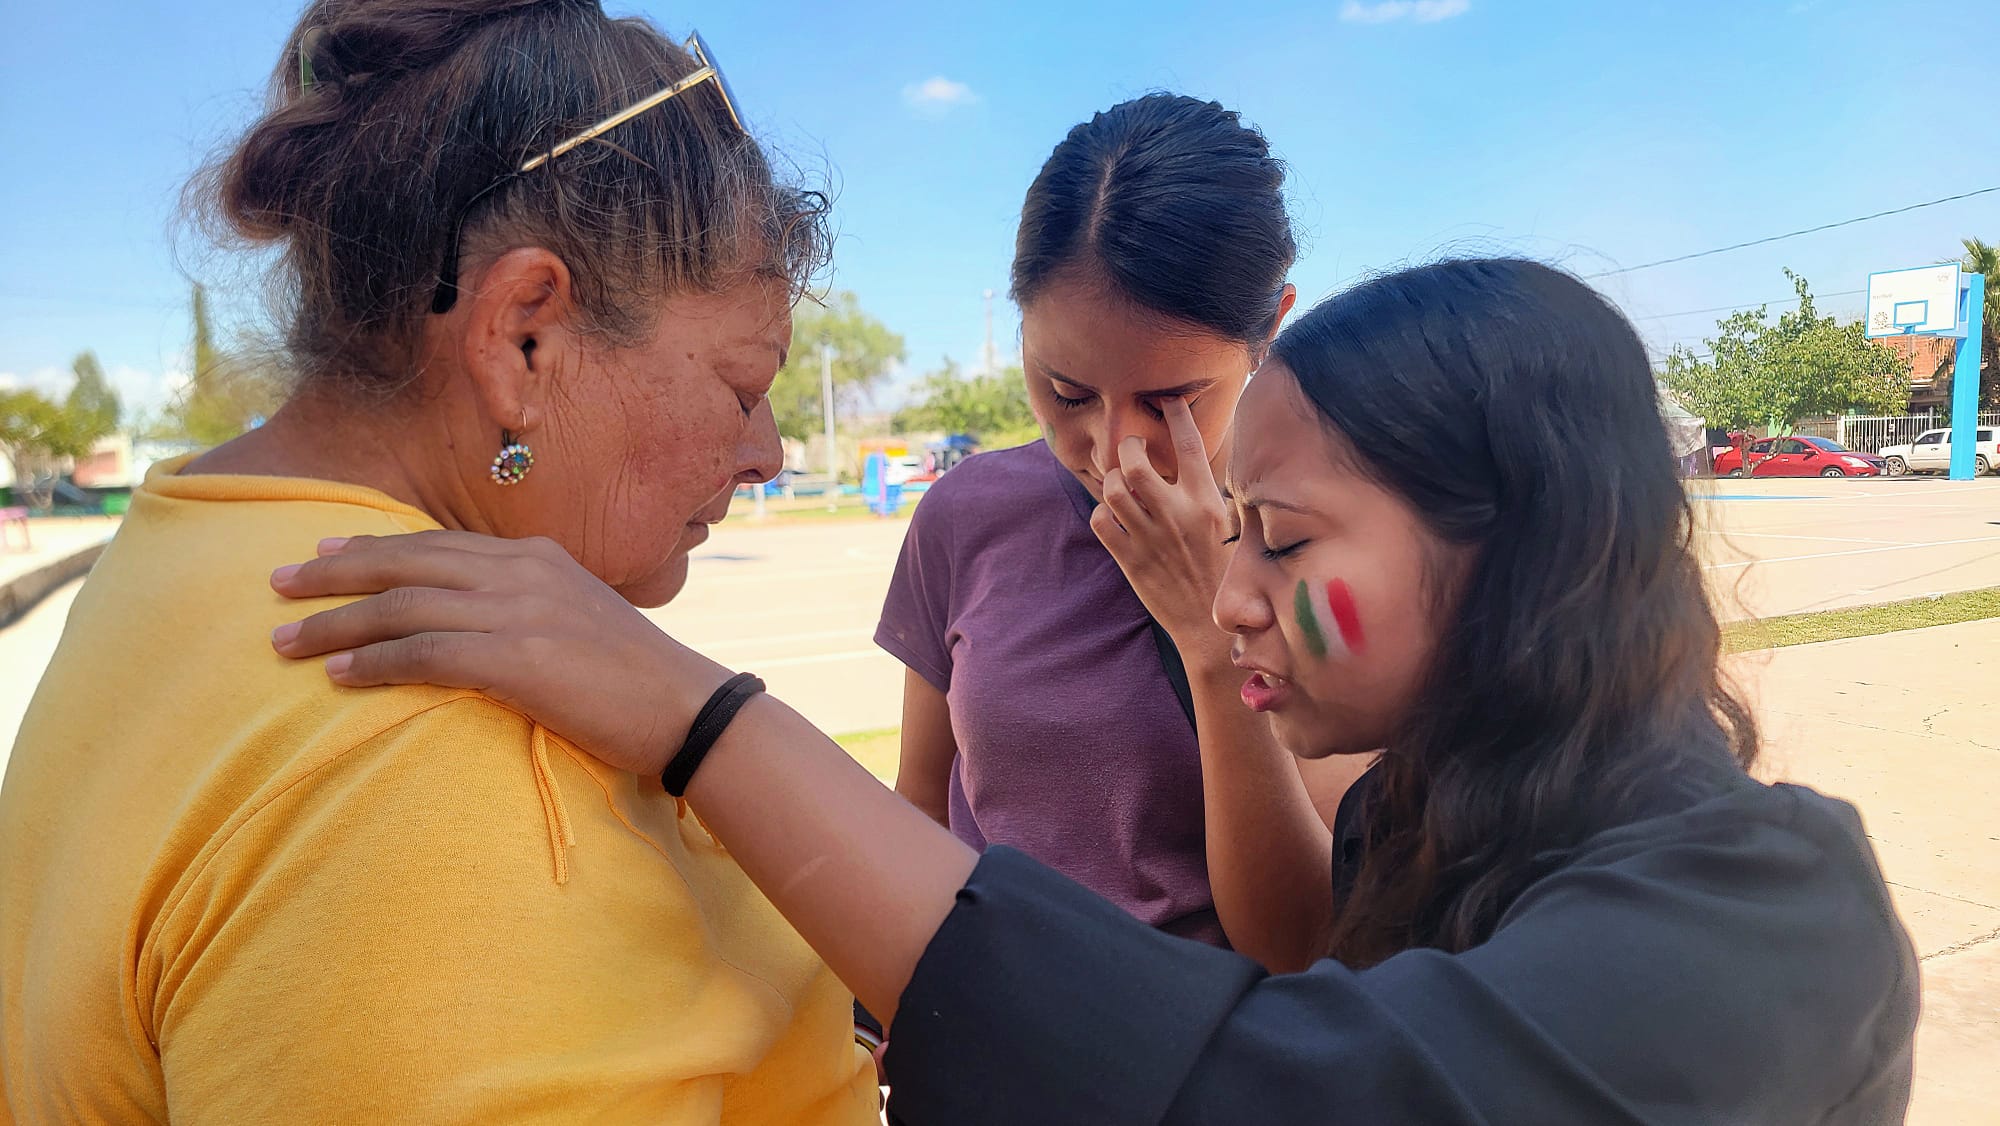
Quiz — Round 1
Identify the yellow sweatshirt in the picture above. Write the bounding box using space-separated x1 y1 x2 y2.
0 461 878 1124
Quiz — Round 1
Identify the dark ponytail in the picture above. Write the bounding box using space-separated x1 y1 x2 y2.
1012 93 1295 345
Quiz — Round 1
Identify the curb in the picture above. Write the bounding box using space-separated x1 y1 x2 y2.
0 542 109 631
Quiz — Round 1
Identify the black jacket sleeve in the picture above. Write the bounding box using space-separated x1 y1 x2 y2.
883 783 1916 1126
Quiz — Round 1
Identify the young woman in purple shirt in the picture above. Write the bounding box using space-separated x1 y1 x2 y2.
876 94 1366 963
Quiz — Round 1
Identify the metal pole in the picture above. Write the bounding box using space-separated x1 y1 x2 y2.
982 289 996 376
1947 274 1986 481
822 341 839 511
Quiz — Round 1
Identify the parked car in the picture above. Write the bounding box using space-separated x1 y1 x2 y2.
736 468 796 498
883 455 926 487
1713 436 1885 478
1877 428 1999 477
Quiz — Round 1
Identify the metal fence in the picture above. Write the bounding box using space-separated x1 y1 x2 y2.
1790 412 2000 454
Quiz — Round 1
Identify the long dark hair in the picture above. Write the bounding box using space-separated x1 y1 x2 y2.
1011 93 1295 346
1271 259 1759 968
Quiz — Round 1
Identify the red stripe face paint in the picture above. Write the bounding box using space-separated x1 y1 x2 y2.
1297 577 1367 660
1323 578 1366 654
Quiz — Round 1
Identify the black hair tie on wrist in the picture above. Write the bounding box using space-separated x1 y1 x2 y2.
661 672 765 797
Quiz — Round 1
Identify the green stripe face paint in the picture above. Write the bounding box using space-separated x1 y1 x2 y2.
1295 577 1367 661
1294 579 1329 658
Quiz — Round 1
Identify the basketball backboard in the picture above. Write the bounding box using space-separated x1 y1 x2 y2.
1865 265 1965 338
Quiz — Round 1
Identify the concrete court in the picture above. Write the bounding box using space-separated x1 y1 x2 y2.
645 474 2000 739
1693 476 2000 620
0 517 119 589
1733 620 2000 1126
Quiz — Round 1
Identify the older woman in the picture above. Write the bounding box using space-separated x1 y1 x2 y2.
0 1 877 1122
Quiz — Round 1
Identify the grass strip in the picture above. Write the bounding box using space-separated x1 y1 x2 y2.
828 593 2000 783
1725 587 2000 652
832 726 902 783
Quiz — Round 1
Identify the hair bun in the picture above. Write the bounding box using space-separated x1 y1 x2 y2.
294 0 562 95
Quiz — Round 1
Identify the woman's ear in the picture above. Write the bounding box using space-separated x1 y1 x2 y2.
1268 283 1300 345
452 246 576 434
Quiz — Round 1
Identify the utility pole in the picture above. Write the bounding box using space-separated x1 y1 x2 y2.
982 289 996 376
821 340 839 512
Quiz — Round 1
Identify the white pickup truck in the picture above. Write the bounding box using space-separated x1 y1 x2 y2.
1877 427 1999 476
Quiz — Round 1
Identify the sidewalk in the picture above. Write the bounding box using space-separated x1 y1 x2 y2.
1731 618 2000 1125
0 517 119 589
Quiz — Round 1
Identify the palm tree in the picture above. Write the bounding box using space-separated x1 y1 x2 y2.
1963 238 1999 410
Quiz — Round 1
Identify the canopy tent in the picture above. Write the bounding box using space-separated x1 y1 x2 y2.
1656 385 1706 459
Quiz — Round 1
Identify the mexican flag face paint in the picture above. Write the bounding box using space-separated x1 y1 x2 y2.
1294 578 1366 660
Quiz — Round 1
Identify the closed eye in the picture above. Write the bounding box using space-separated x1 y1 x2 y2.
1262 540 1306 562
1051 386 1094 410
1140 394 1201 421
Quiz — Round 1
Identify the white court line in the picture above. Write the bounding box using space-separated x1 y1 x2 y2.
1690 482 2000 504
683 563 890 585
1766 500 2000 511
696 627 875 651
754 647 892 670
1703 534 2000 572
1693 530 1914 546
658 602 867 629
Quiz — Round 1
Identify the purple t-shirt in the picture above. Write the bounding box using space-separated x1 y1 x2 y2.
876 440 1221 944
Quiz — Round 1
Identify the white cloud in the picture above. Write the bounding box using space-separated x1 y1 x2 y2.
1339 0 1470 24
0 363 189 420
0 367 69 394
901 76 978 118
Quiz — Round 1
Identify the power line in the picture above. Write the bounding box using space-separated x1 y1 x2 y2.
0 289 183 313
1586 186 2000 279
1632 288 1866 322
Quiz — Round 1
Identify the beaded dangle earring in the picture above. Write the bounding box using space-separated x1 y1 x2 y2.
490 410 535 486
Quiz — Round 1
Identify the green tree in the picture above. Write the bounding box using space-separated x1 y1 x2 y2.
1660 270 1910 430
894 358 1038 446
161 284 286 446
66 350 122 438
1957 237 1999 412
0 391 69 508
769 292 905 441
0 353 123 509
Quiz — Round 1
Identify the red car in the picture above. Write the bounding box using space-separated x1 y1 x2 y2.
1714 436 1886 478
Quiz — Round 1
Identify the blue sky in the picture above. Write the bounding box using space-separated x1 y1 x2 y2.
3 0 1995 416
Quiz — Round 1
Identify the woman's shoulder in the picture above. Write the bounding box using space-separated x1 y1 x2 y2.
915 441 1067 515
1558 772 1916 997
1589 767 1882 873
